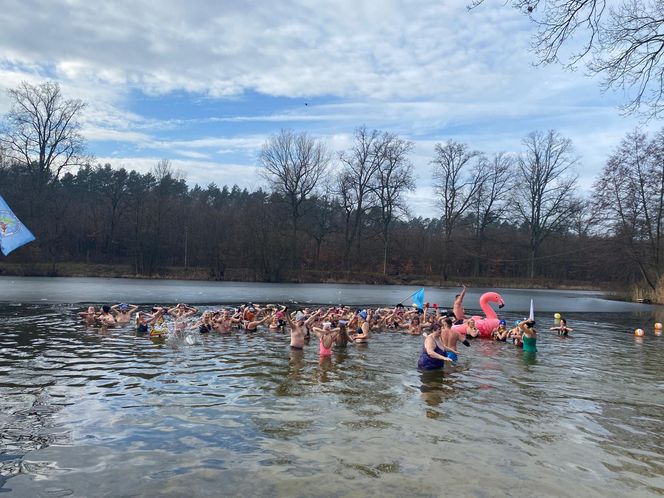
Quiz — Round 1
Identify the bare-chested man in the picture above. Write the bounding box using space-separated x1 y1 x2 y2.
453 286 467 324
96 305 116 327
440 317 470 361
78 306 97 326
111 303 139 324
285 309 308 349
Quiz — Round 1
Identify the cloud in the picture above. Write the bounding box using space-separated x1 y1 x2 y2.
0 0 532 100
0 0 652 219
94 156 265 190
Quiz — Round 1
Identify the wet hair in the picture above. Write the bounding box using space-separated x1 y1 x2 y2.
431 323 440 332
443 317 453 328
102 305 111 313
560 318 567 325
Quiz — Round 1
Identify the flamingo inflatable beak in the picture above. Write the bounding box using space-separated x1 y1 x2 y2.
499 302 505 309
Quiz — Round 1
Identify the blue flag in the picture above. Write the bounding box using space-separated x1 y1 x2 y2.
0 195 35 256
412 288 424 310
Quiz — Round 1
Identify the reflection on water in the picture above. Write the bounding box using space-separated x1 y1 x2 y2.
0 303 663 497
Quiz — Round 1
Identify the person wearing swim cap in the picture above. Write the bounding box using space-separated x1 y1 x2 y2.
111 303 139 324
312 321 340 357
492 319 509 341
285 308 319 349
351 310 370 344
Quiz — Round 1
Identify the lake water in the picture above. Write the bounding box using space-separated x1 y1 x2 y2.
0 277 663 497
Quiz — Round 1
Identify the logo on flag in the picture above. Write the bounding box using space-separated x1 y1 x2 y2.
0 195 36 256
0 211 21 237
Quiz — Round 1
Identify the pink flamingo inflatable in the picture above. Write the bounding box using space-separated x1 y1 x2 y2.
451 291 505 339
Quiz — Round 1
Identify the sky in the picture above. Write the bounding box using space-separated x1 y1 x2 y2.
0 0 648 217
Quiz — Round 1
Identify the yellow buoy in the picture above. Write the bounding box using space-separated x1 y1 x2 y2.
655 322 662 330
635 328 645 337
554 312 561 320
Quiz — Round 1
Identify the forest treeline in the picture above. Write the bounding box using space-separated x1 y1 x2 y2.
0 82 663 296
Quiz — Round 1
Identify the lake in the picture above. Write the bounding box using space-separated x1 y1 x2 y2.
0 277 663 497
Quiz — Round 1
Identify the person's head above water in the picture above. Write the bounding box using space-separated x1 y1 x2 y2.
102 305 111 313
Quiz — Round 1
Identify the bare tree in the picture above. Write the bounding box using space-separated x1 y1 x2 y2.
432 140 487 280
259 129 330 268
470 152 513 276
371 134 415 275
512 130 580 279
0 81 86 192
471 0 664 117
594 128 664 289
337 126 386 268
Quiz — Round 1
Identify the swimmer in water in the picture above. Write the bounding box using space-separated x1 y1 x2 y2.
96 305 116 327
334 321 353 347
550 318 573 336
312 322 340 357
417 323 458 370
111 303 139 324
168 303 198 332
350 310 371 343
453 285 467 325
78 306 97 326
440 317 470 360
285 308 308 349
492 319 509 341
520 319 537 352
465 318 480 338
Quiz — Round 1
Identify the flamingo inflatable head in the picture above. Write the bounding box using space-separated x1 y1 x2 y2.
451 291 506 338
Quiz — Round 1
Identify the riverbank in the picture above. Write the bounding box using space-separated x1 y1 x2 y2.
0 261 626 295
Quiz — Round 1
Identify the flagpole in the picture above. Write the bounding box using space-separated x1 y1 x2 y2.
397 288 422 306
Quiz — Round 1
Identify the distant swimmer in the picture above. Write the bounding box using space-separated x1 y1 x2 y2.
453 285 467 324
96 305 116 327
550 318 573 336
492 319 509 341
111 303 138 324
78 306 97 326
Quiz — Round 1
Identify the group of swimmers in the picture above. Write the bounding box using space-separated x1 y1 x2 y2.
78 286 571 370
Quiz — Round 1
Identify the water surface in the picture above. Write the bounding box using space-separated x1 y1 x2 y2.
0 280 663 497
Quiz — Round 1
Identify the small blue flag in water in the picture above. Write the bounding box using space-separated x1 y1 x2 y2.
0 195 35 256
412 288 425 310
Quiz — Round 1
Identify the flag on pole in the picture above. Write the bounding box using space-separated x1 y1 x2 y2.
0 195 35 256
412 288 425 310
